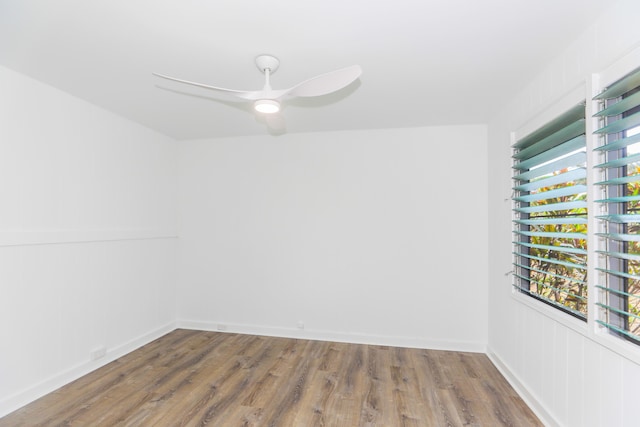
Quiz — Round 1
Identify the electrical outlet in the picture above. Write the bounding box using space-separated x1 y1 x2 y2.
90 346 106 361
217 324 227 331
297 321 305 330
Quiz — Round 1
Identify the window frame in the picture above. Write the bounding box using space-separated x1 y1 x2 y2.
511 88 589 323
593 69 640 346
507 44 640 366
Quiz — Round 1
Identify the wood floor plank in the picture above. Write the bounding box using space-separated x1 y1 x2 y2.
12 329 197 425
139 334 265 426
71 330 227 426
0 330 543 426
359 346 384 426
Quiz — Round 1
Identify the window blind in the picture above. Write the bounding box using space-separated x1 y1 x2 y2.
594 66 640 342
512 103 588 318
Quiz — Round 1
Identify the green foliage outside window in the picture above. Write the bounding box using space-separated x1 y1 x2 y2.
527 168 587 316
624 164 640 337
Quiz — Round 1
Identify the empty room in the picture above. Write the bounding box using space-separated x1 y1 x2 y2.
2 0 640 426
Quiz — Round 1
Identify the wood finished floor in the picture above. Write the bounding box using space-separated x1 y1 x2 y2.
0 329 542 426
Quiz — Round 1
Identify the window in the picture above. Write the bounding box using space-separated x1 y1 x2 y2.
512 103 588 319
594 67 640 342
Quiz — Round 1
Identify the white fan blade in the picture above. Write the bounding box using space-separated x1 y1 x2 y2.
152 72 259 100
283 65 362 98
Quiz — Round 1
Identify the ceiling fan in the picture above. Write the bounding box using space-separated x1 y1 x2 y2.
153 55 362 117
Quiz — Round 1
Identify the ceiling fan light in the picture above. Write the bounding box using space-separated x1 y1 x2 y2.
254 99 280 114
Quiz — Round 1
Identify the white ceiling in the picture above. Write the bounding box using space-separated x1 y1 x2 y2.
0 0 611 140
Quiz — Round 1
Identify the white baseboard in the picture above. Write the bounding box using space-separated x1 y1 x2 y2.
0 321 177 418
177 319 487 353
486 347 559 427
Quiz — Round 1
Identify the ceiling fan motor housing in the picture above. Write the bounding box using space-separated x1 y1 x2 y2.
255 55 280 74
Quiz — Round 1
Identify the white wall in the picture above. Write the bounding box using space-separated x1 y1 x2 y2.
177 125 488 351
487 0 640 426
0 66 178 416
